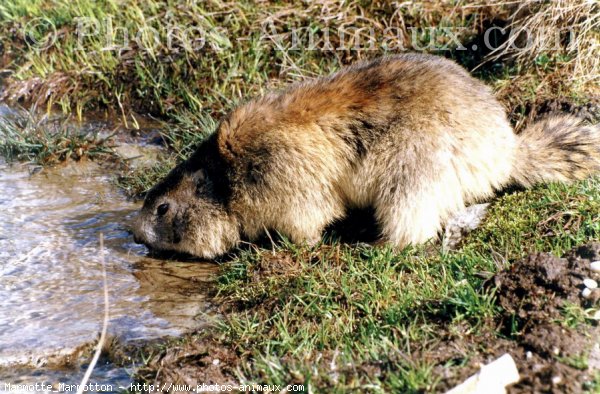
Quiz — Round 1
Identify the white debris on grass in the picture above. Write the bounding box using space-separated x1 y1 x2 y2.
445 353 519 394
583 278 598 289
442 203 489 251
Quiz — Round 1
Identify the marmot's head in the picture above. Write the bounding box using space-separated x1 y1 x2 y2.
132 135 241 259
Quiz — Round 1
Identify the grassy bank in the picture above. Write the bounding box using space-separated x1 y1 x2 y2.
1 0 600 392
0 106 116 163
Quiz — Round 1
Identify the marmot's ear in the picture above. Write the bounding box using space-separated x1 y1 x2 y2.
216 107 266 164
216 119 241 163
191 169 206 185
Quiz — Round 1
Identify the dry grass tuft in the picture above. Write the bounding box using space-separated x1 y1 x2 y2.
487 0 599 91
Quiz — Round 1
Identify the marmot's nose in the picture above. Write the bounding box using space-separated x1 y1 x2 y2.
133 234 143 244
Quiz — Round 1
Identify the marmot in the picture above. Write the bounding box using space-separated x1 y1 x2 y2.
132 53 600 259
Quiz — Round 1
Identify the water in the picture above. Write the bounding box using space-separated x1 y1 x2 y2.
0 161 219 391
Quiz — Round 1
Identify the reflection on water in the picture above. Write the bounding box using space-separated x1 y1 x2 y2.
0 162 218 388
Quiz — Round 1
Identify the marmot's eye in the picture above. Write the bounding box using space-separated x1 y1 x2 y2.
156 203 169 216
192 169 206 184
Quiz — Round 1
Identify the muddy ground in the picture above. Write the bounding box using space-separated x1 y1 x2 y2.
134 243 600 393
435 242 600 393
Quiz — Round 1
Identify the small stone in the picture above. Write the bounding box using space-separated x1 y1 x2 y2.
551 375 562 385
532 363 544 373
582 288 593 298
212 359 220 365
593 310 600 320
526 351 533 360
584 278 598 289
552 347 560 356
591 261 600 273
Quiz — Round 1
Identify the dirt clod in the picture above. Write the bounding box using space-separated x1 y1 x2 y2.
135 336 240 388
489 243 600 393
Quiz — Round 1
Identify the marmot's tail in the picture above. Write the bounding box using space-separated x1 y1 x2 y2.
511 115 600 187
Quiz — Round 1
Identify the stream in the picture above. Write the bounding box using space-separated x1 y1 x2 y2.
0 125 218 392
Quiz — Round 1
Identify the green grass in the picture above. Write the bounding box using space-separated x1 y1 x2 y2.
560 302 589 329
2 0 595 127
558 352 590 371
0 106 115 164
114 158 174 198
584 373 600 393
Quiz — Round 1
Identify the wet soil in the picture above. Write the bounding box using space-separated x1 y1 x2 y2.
495 243 600 393
135 336 240 388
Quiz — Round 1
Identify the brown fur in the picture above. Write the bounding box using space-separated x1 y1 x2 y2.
132 53 600 259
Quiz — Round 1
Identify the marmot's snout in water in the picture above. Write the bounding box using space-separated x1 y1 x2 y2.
132 54 600 259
